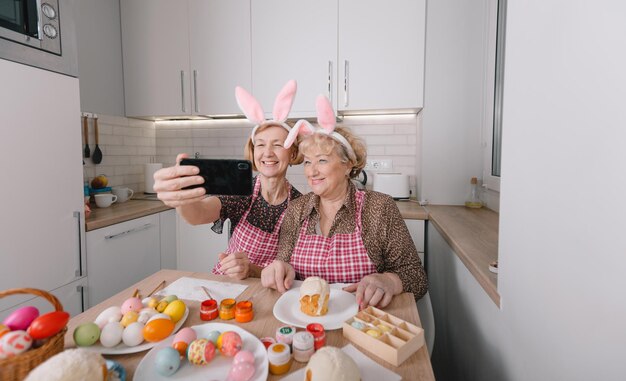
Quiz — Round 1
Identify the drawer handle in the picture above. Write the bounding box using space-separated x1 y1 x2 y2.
105 223 153 240
181 70 186 113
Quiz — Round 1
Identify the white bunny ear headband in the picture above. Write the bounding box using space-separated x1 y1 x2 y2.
235 80 297 143
284 95 356 161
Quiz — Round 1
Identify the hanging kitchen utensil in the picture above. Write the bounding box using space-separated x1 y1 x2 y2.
92 115 103 164
82 114 90 158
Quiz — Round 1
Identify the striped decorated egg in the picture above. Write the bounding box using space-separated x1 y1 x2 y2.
0 330 32 359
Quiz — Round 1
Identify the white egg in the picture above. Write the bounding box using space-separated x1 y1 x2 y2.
137 308 157 324
99 322 124 348
147 313 172 323
122 322 145 346
94 306 122 329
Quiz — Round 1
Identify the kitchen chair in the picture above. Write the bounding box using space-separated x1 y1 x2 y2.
417 291 435 357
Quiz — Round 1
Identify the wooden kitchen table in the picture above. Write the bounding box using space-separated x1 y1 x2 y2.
65 269 434 380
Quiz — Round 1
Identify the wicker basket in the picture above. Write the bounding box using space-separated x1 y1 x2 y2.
0 288 67 381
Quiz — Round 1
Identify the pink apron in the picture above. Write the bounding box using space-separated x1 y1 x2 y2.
212 176 290 274
290 190 377 283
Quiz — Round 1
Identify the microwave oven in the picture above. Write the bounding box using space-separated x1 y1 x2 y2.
0 0 77 77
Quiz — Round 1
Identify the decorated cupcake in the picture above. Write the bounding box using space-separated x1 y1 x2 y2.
299 277 330 317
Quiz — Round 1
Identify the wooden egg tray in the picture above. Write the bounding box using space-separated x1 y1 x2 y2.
342 306 424 366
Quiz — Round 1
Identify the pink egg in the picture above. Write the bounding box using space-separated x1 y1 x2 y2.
220 331 242 357
0 330 32 359
121 297 143 314
172 327 196 345
226 362 255 381
233 350 255 365
2 306 39 331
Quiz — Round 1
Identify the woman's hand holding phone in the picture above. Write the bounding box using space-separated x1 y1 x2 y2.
153 153 207 207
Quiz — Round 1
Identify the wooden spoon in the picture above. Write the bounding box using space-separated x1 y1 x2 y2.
92 115 103 164
82 115 90 158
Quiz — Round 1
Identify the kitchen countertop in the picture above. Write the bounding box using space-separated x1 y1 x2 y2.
85 197 428 232
85 198 171 231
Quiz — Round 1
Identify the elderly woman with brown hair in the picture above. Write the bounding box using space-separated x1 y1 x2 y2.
261 95 427 309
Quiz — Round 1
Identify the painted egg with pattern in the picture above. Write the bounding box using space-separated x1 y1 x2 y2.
0 330 32 359
2 306 39 331
219 331 242 357
187 338 216 365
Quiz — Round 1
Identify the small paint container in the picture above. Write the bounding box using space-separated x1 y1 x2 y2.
260 336 276 349
200 299 218 321
306 323 326 350
292 331 314 362
267 343 292 375
235 300 254 323
275 325 296 348
219 298 236 320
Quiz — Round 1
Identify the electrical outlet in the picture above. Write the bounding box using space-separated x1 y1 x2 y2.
365 159 393 171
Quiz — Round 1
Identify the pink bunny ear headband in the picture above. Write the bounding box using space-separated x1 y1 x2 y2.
235 80 297 143
283 95 356 161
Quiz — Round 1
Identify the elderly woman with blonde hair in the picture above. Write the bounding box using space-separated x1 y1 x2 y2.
261 95 427 309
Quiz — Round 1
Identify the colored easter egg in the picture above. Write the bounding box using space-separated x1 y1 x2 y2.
143 319 174 342
172 341 188 357
219 331 242 357
27 311 69 340
73 322 101 347
137 308 157 324
0 324 9 339
147 313 171 323
226 362 255 381
0 331 32 359
206 330 220 345
2 306 39 331
187 338 216 366
120 311 139 327
172 327 196 345
155 347 181 376
233 350 255 365
121 297 143 314
163 300 186 323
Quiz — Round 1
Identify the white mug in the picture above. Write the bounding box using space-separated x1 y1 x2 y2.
95 194 118 208
112 187 134 203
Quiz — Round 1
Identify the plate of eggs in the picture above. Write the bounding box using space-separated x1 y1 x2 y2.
72 294 188 355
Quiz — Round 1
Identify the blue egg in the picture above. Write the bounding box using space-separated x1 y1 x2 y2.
154 347 181 376
205 330 221 345
351 321 366 330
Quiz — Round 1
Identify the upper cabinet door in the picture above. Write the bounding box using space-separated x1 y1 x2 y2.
251 0 338 117
189 0 251 116
338 0 426 112
121 0 191 118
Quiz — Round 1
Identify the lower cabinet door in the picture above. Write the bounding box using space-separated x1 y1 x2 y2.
0 277 88 321
86 214 161 308
404 219 425 264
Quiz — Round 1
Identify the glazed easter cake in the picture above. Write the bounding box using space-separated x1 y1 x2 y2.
299 277 330 317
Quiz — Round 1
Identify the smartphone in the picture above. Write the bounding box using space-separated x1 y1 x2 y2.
179 158 253 196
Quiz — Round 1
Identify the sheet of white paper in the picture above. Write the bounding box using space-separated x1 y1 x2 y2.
281 344 402 381
154 277 248 302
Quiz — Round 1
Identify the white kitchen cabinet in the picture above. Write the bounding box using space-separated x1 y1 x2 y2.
0 277 89 321
160 209 177 269
86 214 161 307
176 215 230 273
120 0 251 118
338 0 426 112
404 219 425 265
251 0 425 117
0 59 85 312
251 0 337 116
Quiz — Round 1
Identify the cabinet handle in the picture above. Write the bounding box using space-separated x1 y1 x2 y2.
105 223 153 240
193 70 198 113
73 211 83 277
76 285 86 312
180 70 186 113
328 61 333 103
344 60 349 107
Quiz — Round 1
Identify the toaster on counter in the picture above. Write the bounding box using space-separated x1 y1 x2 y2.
372 173 410 199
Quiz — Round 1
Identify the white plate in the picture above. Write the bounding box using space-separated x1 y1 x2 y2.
134 322 269 381
273 288 358 330
87 307 189 355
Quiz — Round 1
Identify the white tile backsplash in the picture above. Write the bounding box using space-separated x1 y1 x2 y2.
83 113 421 198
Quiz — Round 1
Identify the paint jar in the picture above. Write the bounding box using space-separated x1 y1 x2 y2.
260 337 276 349
219 298 236 320
306 323 326 350
200 299 218 321
235 300 254 323
267 343 292 375
275 325 296 348
292 331 315 362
